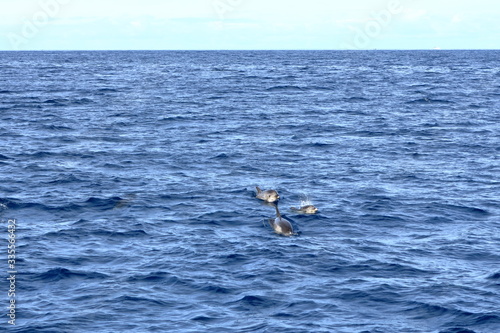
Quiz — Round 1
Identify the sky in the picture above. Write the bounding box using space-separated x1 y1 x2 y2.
0 0 499 50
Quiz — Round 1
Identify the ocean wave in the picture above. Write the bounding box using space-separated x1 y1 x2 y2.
43 98 70 105
439 328 477 333
32 268 108 282
110 295 172 307
344 96 370 102
328 260 434 278
45 174 85 185
73 97 94 104
42 124 75 131
406 98 455 104
426 203 491 218
265 85 304 92
229 295 282 309
307 86 335 91
404 301 500 327
96 88 119 93
404 302 469 320
126 271 174 282
197 284 234 295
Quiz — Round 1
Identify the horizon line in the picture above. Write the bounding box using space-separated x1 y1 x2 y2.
1 48 499 52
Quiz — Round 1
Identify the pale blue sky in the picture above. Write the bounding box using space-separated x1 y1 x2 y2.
1 0 499 50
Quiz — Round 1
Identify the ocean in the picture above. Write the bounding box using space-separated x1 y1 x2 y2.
0 50 499 333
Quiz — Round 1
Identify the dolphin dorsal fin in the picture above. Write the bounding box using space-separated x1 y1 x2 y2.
256 186 262 193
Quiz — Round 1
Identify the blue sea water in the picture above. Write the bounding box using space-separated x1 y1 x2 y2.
0 50 499 333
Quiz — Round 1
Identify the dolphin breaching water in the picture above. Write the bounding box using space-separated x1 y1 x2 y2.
269 204 294 236
255 186 280 203
290 205 318 214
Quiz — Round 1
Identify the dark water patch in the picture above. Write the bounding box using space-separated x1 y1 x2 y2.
285 300 320 312
89 229 148 238
43 98 70 104
423 216 454 224
427 203 491 218
32 268 108 282
217 253 251 266
240 164 260 172
446 205 490 217
411 152 429 159
73 97 94 104
47 256 95 267
409 83 432 88
486 272 500 280
265 85 304 92
126 271 172 282
404 302 500 330
406 98 455 104
469 314 500 326
306 142 335 148
125 273 193 290
42 124 75 131
45 174 85 185
358 196 400 212
211 66 231 72
102 162 127 169
439 328 477 333
235 322 268 332
309 85 335 91
111 295 172 307
211 152 231 159
96 88 119 93
1 198 52 211
83 196 128 210
190 314 220 322
344 96 370 102
467 103 484 109
43 98 70 105
0 153 11 160
197 284 233 294
207 95 226 100
349 130 389 137
412 119 441 129
229 295 282 310
404 302 467 320
440 314 500 333
24 151 57 158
